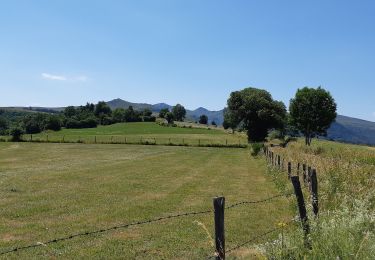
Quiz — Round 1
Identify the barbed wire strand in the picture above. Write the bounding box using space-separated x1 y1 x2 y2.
0 208 212 256
0 192 294 256
225 192 294 210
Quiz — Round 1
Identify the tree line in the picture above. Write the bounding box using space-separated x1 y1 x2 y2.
0 102 190 140
223 86 337 146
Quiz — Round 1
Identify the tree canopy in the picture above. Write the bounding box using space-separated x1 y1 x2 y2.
289 86 337 145
159 108 169 118
172 104 186 121
226 87 286 142
199 114 208 124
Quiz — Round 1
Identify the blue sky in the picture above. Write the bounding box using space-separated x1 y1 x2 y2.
1 0 374 121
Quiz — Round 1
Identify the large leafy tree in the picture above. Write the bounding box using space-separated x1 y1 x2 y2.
199 114 208 124
94 101 112 117
289 86 337 145
226 87 286 142
159 108 169 118
172 104 186 121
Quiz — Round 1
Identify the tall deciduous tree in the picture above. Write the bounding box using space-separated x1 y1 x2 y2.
199 114 208 124
159 108 169 118
165 112 174 124
226 87 286 142
172 104 186 121
289 86 337 145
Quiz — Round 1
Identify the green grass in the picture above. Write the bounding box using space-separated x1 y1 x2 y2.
22 122 248 146
264 138 375 259
0 142 291 259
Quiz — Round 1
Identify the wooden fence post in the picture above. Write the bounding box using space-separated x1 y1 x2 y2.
124 137 127 144
30 134 33 141
111 136 113 143
278 155 281 169
288 162 292 179
302 164 306 184
46 135 49 142
291 176 310 248
154 138 156 144
307 166 312 188
310 169 319 217
62 135 65 142
213 197 225 260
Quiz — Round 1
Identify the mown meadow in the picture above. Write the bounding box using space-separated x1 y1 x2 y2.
17 122 248 147
0 141 291 259
1 122 374 259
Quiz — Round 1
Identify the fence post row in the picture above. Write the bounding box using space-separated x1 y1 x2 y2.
291 176 310 248
213 197 225 260
309 169 319 217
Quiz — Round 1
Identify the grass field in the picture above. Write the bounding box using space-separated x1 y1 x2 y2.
20 122 248 146
0 142 291 259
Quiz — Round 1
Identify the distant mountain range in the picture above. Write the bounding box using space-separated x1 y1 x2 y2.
2 98 375 146
106 98 225 125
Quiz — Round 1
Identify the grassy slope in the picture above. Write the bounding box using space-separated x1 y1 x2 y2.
26 122 247 145
0 143 290 259
265 139 375 259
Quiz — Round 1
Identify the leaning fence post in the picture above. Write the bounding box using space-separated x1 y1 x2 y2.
288 162 292 179
213 197 225 260
310 169 319 217
291 176 310 248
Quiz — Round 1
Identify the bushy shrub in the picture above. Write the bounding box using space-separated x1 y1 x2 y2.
101 116 113 125
44 115 61 131
66 118 98 129
10 127 24 141
269 129 285 140
143 116 156 122
250 142 263 156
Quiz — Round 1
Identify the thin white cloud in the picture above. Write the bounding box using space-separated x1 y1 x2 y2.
41 73 89 82
42 73 67 81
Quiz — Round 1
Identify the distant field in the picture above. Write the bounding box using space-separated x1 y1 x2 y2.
0 142 291 259
22 122 248 146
